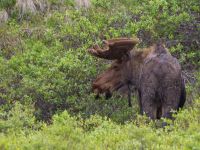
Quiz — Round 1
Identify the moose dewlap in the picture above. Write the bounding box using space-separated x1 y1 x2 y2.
88 38 186 120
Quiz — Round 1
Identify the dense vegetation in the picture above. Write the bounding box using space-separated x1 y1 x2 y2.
0 0 199 149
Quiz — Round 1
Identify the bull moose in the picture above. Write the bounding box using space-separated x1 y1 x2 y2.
88 38 186 119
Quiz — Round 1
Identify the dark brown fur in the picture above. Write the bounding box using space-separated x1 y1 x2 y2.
89 39 186 119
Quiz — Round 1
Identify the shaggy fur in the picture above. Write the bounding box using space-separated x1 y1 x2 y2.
89 39 186 119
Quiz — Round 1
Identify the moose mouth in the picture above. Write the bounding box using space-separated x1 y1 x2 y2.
92 79 126 99
92 70 124 98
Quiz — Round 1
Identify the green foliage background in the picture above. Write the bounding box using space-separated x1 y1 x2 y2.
0 0 199 149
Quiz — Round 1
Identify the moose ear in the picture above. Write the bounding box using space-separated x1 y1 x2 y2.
88 38 139 60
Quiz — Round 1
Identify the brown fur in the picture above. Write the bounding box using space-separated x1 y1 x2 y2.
89 39 186 119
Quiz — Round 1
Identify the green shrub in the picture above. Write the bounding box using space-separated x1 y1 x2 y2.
0 102 41 134
0 97 199 149
0 0 16 10
49 0 75 6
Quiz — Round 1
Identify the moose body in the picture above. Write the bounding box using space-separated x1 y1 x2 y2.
89 38 186 119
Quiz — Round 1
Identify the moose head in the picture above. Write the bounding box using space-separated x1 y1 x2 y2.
88 38 139 106
88 38 186 120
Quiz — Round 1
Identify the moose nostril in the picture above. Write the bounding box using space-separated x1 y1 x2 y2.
105 91 112 99
95 94 100 99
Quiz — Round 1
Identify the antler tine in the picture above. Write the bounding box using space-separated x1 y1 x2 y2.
88 46 116 60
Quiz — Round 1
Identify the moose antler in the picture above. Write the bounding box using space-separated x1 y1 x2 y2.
88 38 139 60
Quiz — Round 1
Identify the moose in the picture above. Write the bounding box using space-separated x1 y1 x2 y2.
88 38 186 119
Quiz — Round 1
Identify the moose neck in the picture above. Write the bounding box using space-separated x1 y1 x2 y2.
128 45 156 88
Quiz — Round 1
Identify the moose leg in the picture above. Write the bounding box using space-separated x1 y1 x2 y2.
140 88 157 119
161 87 181 119
138 90 143 115
127 84 132 107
